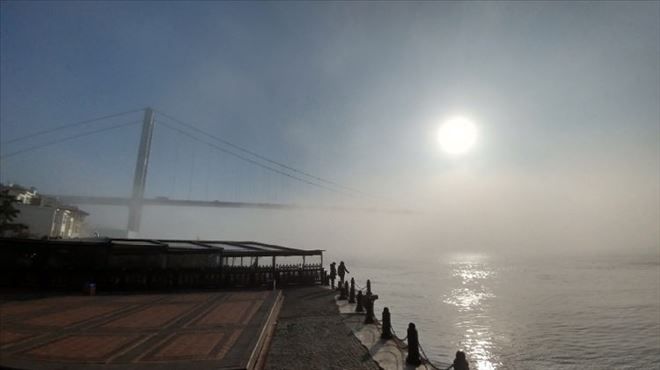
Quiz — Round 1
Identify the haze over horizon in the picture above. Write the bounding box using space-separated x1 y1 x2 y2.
1 2 658 257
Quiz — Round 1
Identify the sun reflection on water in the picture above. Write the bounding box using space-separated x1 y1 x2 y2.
444 255 501 370
444 287 494 310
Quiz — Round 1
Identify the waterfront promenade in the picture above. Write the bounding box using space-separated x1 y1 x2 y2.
265 286 380 370
0 290 281 369
0 285 442 370
266 285 447 369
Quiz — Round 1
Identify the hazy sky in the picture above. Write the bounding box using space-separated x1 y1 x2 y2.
1 2 658 255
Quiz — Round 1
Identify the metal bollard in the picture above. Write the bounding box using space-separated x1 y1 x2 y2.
381 307 393 340
338 281 348 300
364 294 378 324
405 322 422 366
349 278 356 303
355 290 364 312
83 282 96 296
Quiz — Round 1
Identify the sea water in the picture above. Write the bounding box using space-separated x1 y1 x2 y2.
348 253 660 369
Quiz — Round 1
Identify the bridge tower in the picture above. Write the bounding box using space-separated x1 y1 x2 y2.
127 107 155 237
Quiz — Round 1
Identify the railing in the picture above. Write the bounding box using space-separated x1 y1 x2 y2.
0 238 325 291
0 263 326 291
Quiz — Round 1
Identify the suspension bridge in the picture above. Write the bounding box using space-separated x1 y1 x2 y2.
1 108 408 236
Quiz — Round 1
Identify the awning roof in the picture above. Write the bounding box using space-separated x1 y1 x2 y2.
108 238 323 257
0 237 324 257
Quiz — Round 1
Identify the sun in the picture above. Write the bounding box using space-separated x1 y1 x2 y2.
437 116 478 155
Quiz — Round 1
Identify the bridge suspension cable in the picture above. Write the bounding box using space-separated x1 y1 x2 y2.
154 109 389 201
0 120 141 160
157 120 360 198
154 109 377 199
1 109 143 145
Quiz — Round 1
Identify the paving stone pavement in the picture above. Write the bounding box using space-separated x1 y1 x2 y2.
264 286 381 370
0 290 278 370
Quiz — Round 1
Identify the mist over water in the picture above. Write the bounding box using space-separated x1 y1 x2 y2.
103 205 657 369
351 252 660 369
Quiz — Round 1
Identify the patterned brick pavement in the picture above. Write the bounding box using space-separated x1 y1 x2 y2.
24 334 141 362
0 290 279 370
102 304 195 329
26 305 123 327
192 300 263 327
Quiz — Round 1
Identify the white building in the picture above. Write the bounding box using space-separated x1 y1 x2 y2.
1 184 88 238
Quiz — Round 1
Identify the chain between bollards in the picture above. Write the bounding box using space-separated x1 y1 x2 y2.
328 267 464 370
391 326 407 342
419 342 444 370
391 319 447 370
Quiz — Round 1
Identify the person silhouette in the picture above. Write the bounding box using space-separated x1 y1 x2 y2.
446 350 469 370
329 262 337 288
338 261 349 286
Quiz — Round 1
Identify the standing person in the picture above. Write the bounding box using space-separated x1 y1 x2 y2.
329 262 337 288
446 351 469 370
338 261 349 286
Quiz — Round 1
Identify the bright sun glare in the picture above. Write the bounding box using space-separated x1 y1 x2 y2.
438 116 478 155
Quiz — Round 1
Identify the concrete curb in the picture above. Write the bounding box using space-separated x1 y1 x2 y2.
251 290 284 370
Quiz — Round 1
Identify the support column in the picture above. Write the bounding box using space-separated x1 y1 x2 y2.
127 107 155 236
272 256 277 290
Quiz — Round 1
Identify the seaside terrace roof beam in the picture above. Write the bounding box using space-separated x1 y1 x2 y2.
190 241 223 249
120 238 323 257
233 241 302 252
213 241 323 256
221 242 265 252
109 238 168 254
0 238 323 257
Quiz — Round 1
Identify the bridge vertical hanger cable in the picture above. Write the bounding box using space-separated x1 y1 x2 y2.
215 149 222 201
156 121 361 199
204 146 210 201
230 147 237 201
263 166 267 203
153 109 381 200
175 127 181 198
187 145 195 201
267 165 272 203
